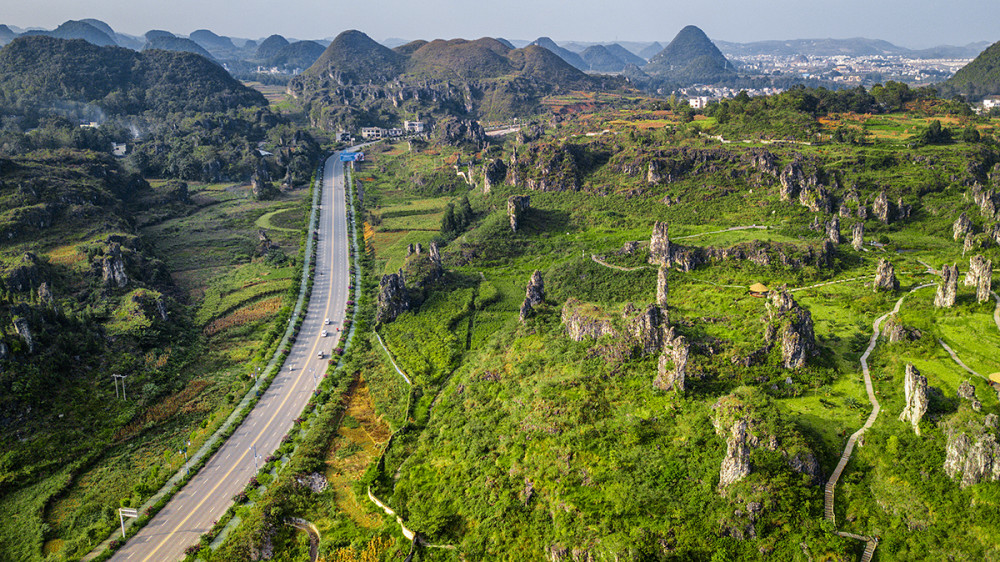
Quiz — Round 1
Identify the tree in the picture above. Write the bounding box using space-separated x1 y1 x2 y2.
962 125 981 143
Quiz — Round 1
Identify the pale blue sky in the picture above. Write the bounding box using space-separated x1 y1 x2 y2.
4 0 998 48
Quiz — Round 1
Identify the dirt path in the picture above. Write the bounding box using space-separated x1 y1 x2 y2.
589 254 650 272
672 224 768 240
286 518 320 562
824 282 935 560
790 275 874 293
993 291 1000 334
375 331 412 385
938 339 988 382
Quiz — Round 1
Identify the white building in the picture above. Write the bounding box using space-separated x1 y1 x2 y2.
686 96 712 109
983 96 1000 111
360 127 385 140
404 120 425 133
111 142 127 157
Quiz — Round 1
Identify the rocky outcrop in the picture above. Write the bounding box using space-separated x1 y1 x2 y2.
746 149 779 176
965 255 993 303
654 330 688 392
882 314 921 343
482 158 507 194
375 270 409 324
934 264 959 308
12 316 34 353
429 241 441 267
257 228 280 256
953 212 973 241
519 270 545 322
507 195 530 232
437 117 486 147
656 265 669 309
873 191 893 223
944 417 1000 487
851 222 864 251
3 252 42 292
712 389 821 491
767 288 815 369
972 183 999 219
717 418 756 489
799 184 832 214
648 221 670 266
561 299 616 341
825 216 841 244
37 281 53 304
958 380 983 412
873 258 899 292
898 364 928 435
779 161 803 201
626 304 664 355
100 243 129 288
295 472 329 493
515 142 583 192
646 160 662 184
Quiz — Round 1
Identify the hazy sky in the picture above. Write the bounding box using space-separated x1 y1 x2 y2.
5 0 999 48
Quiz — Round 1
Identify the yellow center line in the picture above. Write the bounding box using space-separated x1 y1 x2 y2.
139 156 346 562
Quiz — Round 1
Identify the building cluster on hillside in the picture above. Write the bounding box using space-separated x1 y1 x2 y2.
678 86 786 106
359 121 425 140
730 54 970 86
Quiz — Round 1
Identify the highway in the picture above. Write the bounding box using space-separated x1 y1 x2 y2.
110 152 351 561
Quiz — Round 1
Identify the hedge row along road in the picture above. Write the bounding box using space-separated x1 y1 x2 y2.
110 152 353 562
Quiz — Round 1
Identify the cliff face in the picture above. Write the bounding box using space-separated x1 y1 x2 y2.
944 415 1000 487
873 191 893 223
482 158 507 194
626 304 664 355
656 265 669 309
852 222 864 251
561 298 617 341
935 264 959 308
899 363 928 435
654 328 688 392
376 270 410 324
648 221 671 266
767 288 815 369
873 258 899 292
519 270 545 322
712 388 821 492
966 255 993 303
953 212 973 241
507 195 530 232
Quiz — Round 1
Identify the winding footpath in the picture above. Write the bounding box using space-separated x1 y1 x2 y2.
824 283 935 561
938 340 988 381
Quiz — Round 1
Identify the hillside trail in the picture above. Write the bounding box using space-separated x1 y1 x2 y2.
938 339 988 381
370 331 455 550
824 282 934 561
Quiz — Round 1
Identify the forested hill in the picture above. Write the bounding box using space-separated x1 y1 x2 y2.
938 40 1000 100
0 36 265 124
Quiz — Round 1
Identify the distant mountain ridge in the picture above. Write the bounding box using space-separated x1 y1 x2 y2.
716 37 990 59
529 37 588 70
145 36 216 60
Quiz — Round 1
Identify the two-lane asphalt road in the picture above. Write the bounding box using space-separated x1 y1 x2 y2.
110 152 351 561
